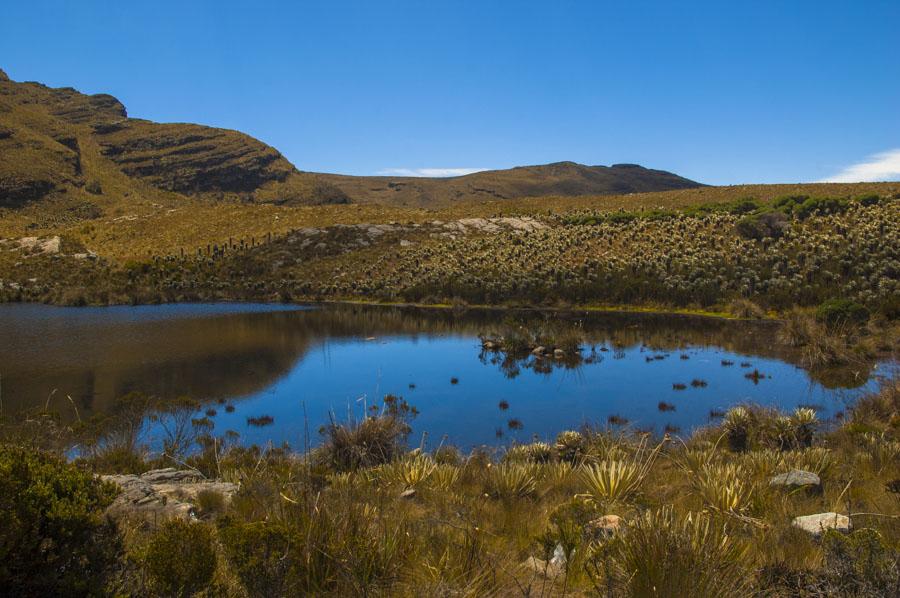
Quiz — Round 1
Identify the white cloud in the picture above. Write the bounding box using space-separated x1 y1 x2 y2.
818 148 900 183
375 167 488 177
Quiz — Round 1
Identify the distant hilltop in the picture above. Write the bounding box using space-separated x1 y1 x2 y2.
0 68 701 209
317 161 702 207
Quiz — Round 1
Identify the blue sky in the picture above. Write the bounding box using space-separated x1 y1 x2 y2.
2 1 898 185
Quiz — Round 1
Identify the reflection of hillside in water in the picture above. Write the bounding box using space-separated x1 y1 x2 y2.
1 304 870 417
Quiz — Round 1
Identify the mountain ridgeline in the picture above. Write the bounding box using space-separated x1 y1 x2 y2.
0 68 701 209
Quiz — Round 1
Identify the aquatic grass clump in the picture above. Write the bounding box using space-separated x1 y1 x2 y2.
247 415 274 427
320 395 416 472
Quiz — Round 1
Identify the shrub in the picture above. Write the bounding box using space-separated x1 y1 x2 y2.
735 210 788 240
0 445 120 596
219 519 297 597
85 179 102 195
320 396 415 472
141 519 217 598
816 298 869 326
820 529 900 595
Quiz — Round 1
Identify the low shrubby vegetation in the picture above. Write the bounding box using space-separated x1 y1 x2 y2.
1 191 897 322
1 381 898 596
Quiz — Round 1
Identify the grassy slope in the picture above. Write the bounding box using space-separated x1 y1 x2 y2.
2 181 897 263
316 161 702 207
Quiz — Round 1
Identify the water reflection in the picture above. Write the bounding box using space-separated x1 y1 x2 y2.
0 303 887 447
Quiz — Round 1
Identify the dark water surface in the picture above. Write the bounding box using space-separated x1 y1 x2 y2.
0 303 889 448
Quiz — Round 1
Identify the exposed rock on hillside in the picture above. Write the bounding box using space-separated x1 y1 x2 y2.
0 68 348 206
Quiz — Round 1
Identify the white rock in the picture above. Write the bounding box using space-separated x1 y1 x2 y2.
792 512 850 536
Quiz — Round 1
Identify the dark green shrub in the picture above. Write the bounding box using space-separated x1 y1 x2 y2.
141 519 217 597
795 196 849 219
85 180 102 195
854 193 881 206
218 519 296 597
820 529 899 595
772 194 809 213
726 197 761 214
0 444 120 596
816 298 869 326
735 211 789 240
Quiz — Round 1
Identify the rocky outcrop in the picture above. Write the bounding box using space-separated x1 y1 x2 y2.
101 468 239 522
0 68 348 207
96 121 292 194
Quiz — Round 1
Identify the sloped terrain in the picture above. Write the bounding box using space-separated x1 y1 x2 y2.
0 68 348 207
319 161 702 207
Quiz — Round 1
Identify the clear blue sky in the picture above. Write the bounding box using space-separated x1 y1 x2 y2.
2 1 899 184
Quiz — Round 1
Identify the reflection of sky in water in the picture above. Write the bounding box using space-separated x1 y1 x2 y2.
200 334 883 450
1 303 889 450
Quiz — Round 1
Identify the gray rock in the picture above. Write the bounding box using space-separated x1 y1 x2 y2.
770 469 821 488
400 488 417 499
553 348 565 359
101 469 239 523
792 512 850 536
532 346 546 356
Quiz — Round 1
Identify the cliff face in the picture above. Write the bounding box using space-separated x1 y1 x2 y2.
0 69 348 208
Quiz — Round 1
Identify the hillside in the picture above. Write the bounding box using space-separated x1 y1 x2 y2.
318 161 702 207
0 68 703 211
0 68 349 208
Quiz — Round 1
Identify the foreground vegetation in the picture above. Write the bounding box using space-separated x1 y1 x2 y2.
2 379 898 596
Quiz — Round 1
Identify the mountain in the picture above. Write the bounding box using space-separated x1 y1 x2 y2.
0 68 349 208
0 68 701 209
318 162 701 207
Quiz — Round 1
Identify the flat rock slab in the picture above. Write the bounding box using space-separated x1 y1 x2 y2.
770 469 821 488
792 512 850 536
101 468 239 523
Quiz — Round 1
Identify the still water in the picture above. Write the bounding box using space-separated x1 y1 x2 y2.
0 303 889 449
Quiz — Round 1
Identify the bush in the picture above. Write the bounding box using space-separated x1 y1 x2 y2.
735 211 788 240
85 179 102 195
219 519 296 597
0 444 120 596
141 519 217 597
816 298 869 326
820 529 900 595
320 395 416 471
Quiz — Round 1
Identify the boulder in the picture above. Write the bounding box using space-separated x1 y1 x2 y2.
770 469 820 489
791 512 850 536
101 468 239 523
532 346 546 356
553 348 565 359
